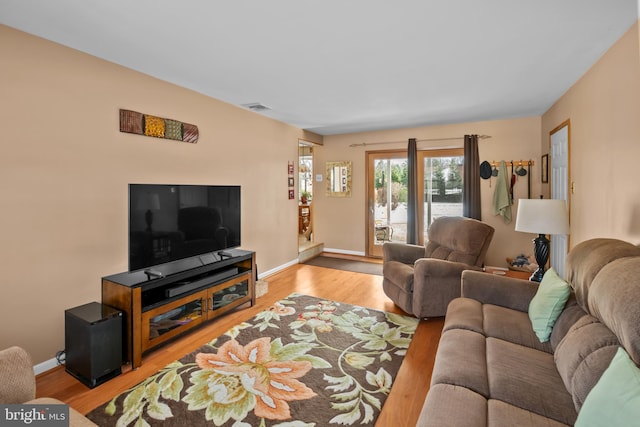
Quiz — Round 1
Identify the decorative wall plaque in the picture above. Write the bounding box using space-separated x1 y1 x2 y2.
119 109 199 143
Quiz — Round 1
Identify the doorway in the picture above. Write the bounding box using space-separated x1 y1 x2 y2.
366 148 464 257
550 120 571 278
298 141 315 254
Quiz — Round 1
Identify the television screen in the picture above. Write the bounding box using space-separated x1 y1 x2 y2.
129 184 241 271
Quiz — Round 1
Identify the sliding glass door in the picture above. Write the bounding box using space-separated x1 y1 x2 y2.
366 149 463 257
422 151 464 242
367 151 409 257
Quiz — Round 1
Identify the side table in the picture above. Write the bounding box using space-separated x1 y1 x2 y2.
484 267 532 281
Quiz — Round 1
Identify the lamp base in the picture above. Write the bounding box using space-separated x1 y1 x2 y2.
529 267 546 282
530 233 550 283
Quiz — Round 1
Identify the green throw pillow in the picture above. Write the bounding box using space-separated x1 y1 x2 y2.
575 347 640 426
528 267 570 342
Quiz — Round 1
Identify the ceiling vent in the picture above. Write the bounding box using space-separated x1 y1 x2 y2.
242 102 271 112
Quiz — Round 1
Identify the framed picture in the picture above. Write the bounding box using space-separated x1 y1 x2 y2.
288 161 294 175
288 177 294 187
326 161 352 197
541 154 549 183
288 189 295 200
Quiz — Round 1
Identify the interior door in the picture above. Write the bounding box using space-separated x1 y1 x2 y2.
550 121 570 278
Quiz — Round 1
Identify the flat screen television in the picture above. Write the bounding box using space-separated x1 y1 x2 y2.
129 184 241 271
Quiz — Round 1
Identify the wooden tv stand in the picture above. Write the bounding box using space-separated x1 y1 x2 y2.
102 249 255 368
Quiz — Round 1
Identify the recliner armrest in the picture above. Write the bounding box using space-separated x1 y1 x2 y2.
411 259 482 317
461 270 538 312
414 258 482 279
382 242 425 265
0 346 36 404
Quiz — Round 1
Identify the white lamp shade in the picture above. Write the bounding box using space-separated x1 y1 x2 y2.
515 199 570 235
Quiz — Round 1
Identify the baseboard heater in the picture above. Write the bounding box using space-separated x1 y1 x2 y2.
165 268 239 298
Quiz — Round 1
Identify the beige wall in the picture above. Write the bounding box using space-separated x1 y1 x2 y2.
314 117 543 267
0 25 321 364
541 22 640 247
3 18 639 366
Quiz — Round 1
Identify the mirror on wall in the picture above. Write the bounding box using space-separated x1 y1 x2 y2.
326 161 352 197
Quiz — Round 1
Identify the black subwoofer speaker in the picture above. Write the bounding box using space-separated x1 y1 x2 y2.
65 302 123 388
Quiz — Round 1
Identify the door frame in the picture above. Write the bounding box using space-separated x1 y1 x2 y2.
549 120 571 277
365 150 408 257
365 148 463 257
298 138 320 253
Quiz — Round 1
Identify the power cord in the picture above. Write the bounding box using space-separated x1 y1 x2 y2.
55 350 66 365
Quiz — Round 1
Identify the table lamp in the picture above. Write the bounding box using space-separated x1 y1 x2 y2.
515 199 570 282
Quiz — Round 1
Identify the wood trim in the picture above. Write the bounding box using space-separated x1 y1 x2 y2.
131 287 142 368
102 280 133 365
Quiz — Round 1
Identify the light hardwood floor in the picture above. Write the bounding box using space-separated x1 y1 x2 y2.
36 260 444 426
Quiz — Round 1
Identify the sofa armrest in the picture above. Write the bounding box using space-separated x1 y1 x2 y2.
0 346 36 404
461 270 538 313
382 242 425 265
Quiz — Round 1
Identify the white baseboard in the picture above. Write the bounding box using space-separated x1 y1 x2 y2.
34 358 61 376
322 248 366 257
259 258 299 279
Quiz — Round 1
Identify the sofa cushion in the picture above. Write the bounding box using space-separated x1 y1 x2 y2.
565 238 640 312
444 298 553 353
484 305 553 353
528 268 571 343
442 297 484 335
431 329 489 397
488 400 571 427
486 338 577 425
588 257 640 365
549 294 585 351
418 383 487 427
574 347 640 427
554 314 620 411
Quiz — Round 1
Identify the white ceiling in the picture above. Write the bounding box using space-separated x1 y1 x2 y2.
1 1 637 135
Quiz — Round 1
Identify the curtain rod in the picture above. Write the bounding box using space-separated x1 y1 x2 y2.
349 134 491 147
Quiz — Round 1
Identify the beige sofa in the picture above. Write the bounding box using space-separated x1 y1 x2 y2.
0 346 97 426
418 238 640 426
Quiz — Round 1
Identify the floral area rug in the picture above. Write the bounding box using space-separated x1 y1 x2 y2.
87 293 418 427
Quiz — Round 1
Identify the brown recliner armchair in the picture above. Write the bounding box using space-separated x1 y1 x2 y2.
382 216 495 318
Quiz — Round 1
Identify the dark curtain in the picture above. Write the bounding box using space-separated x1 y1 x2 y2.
406 138 420 244
463 134 482 220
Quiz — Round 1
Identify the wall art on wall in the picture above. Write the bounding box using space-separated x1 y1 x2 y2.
119 109 199 143
326 161 352 197
288 161 295 199
541 154 549 183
